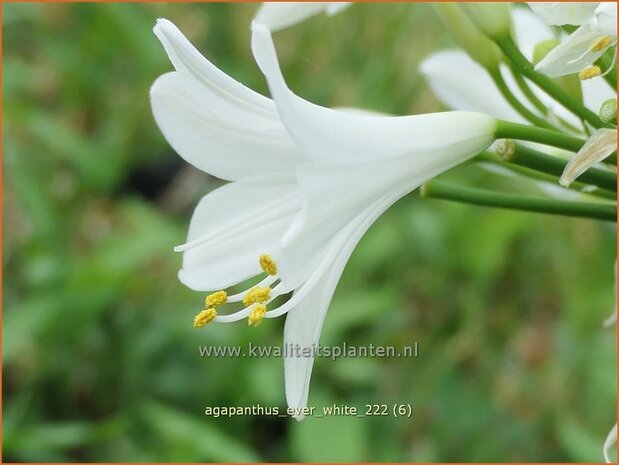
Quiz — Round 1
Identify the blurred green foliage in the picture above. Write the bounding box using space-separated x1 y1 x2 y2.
3 2 616 462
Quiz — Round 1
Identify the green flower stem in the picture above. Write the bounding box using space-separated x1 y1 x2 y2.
421 181 616 222
495 35 605 128
477 153 617 201
495 120 585 152
508 66 547 114
499 143 617 192
490 70 554 129
604 67 617 90
508 66 583 133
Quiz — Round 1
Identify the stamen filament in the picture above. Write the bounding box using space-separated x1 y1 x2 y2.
213 306 255 323
567 36 617 66
265 249 343 318
227 275 278 302
211 285 287 322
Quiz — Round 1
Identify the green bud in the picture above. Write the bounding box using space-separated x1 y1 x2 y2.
433 3 501 70
462 3 512 39
532 39 560 65
495 139 516 161
599 99 617 125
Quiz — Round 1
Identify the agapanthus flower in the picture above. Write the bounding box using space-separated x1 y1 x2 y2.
421 7 614 125
150 18 497 417
530 2 617 79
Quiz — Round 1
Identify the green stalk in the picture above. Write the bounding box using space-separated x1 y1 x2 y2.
495 35 605 128
508 66 583 133
490 70 554 129
495 120 586 152
421 181 616 222
508 66 547 114
500 144 617 192
604 67 617 89
477 153 617 200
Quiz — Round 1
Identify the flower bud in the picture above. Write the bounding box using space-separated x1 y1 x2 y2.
599 99 617 125
433 3 501 70
462 3 512 39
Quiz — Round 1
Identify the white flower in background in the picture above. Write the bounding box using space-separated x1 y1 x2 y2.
151 18 497 418
604 423 617 463
421 8 558 122
254 2 351 32
532 2 617 78
560 128 617 186
527 2 599 26
420 7 615 124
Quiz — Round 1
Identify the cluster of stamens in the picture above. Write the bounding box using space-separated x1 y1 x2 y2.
193 254 279 329
576 36 616 81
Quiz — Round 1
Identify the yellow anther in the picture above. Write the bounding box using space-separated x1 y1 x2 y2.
193 308 217 328
243 286 271 306
592 36 612 52
248 304 267 327
205 290 227 308
579 65 602 80
259 254 278 276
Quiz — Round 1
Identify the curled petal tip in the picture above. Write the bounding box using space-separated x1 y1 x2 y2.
251 19 268 34
154 17 170 32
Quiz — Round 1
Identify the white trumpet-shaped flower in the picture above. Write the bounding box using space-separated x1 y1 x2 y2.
254 2 351 32
532 2 617 78
151 18 497 418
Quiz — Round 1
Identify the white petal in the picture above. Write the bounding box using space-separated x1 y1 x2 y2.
535 22 609 77
421 50 583 128
420 50 524 121
251 22 496 166
283 242 351 419
595 3 617 36
178 173 299 291
254 2 351 31
604 310 617 326
284 185 408 418
559 128 617 186
513 7 555 61
604 423 617 463
325 2 351 16
277 140 490 289
154 19 274 119
527 2 598 26
151 72 304 181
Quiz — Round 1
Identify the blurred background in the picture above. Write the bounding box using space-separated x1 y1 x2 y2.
3 2 616 462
